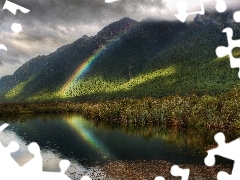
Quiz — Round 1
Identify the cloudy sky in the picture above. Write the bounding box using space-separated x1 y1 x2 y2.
0 0 239 78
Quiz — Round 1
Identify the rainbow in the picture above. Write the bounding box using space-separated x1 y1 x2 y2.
59 22 138 96
60 46 106 95
65 114 113 158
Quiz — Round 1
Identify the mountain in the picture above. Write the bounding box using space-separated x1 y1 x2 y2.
0 11 240 102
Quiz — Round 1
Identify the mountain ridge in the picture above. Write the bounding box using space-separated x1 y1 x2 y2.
1 11 240 102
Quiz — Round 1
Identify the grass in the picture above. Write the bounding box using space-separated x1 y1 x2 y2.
1 49 240 131
60 65 176 98
2 50 240 103
5 78 33 99
1 86 240 130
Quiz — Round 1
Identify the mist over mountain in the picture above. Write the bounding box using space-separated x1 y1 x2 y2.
0 10 240 102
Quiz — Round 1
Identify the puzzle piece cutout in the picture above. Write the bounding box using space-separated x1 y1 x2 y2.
234 11 240 23
0 123 92 180
2 0 30 33
0 123 9 132
216 27 240 78
0 124 22 179
205 132 240 180
105 0 120 3
171 165 190 180
155 177 165 180
215 0 227 13
20 142 43 174
175 0 227 22
155 165 190 180
1 0 238 178
0 140 20 178
3 0 30 15
0 1 30 51
81 175 92 180
0 44 8 51
11 23 22 33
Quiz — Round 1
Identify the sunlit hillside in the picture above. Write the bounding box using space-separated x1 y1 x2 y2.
17 51 240 101
0 11 240 102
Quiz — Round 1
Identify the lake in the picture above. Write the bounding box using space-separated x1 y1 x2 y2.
0 113 234 179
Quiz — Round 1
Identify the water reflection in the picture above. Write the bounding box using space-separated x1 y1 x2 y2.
86 120 240 152
65 115 114 159
0 113 236 179
0 129 90 179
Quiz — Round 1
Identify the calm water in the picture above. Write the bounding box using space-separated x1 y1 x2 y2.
0 113 234 179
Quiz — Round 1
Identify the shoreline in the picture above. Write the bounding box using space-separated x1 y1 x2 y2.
99 160 232 180
1 89 240 130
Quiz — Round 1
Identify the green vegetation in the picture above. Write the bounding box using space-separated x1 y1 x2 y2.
58 52 240 101
62 66 177 98
5 78 33 100
1 52 240 130
1 14 240 103
1 15 240 130
77 88 240 129
1 85 240 130
3 52 239 102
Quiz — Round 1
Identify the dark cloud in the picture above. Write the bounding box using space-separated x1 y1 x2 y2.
0 0 167 77
3 0 239 77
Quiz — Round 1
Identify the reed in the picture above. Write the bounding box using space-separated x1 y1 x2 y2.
1 87 240 129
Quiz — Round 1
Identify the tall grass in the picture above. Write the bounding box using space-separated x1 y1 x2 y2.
1 87 240 129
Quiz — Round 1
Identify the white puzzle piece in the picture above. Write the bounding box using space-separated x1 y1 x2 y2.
1 1 30 50
175 0 227 22
216 28 240 78
3 0 30 15
0 123 91 180
205 132 240 180
154 165 190 180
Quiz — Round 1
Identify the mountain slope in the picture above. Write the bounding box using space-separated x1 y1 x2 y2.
0 11 240 102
